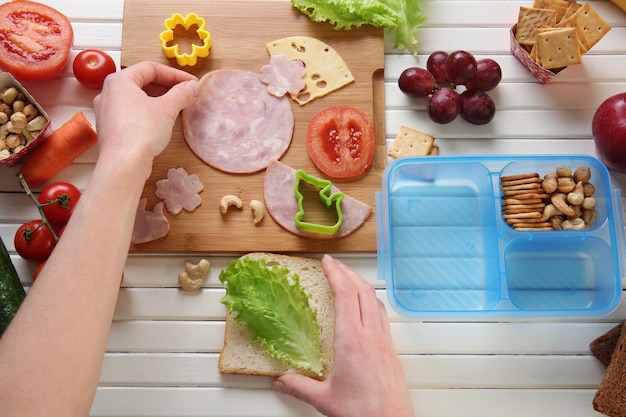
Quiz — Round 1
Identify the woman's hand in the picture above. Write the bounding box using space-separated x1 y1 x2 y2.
93 61 199 173
273 255 414 417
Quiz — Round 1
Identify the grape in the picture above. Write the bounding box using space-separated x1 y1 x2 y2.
426 51 448 83
446 50 477 86
398 67 435 98
427 87 461 124
466 58 502 91
460 89 496 125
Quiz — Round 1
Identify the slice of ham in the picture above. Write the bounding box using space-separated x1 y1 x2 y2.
182 69 294 174
132 198 170 244
155 167 204 215
259 54 306 97
263 160 371 239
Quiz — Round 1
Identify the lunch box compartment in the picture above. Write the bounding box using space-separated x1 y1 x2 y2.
376 155 624 319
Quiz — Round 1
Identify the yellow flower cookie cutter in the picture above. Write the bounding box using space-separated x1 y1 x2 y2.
294 169 344 235
159 12 211 66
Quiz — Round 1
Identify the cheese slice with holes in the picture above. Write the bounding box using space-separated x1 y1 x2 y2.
266 36 354 106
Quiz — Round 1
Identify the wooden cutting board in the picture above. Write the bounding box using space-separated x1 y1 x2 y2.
121 0 386 254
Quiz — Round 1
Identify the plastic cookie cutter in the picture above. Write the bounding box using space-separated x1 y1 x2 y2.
159 12 211 66
294 169 344 235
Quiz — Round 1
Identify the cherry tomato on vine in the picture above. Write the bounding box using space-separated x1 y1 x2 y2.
38 182 81 226
14 220 58 261
72 49 116 89
0 1 74 81
306 106 376 179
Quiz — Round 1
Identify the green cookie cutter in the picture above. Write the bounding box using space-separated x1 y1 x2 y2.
294 169 344 235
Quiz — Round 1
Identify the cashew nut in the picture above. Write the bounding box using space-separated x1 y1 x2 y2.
178 272 204 292
562 218 586 230
542 204 563 220
566 181 584 206
550 193 576 217
220 194 243 214
184 259 211 277
250 199 265 224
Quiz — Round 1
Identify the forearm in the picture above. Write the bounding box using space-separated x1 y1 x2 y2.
0 153 152 417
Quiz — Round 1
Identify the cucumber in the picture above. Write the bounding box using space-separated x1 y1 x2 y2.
0 235 25 337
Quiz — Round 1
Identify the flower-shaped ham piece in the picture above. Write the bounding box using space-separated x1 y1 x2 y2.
155 167 204 215
260 54 306 97
132 199 170 244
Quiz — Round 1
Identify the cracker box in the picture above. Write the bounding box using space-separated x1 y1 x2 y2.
0 72 51 167
510 24 563 84
510 1 611 84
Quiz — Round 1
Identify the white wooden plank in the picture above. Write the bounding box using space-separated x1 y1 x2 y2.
98 352 606 389
105 320 620 355
91 387 605 417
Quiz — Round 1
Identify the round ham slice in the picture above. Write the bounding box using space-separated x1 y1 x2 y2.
264 160 371 239
182 69 294 174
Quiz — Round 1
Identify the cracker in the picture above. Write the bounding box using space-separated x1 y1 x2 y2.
571 3 611 49
388 126 435 158
516 6 557 45
533 0 570 22
501 182 542 191
501 177 543 186
500 172 540 182
537 27 581 69
429 145 440 156
503 198 543 205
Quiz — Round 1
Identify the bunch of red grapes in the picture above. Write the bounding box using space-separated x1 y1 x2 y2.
398 50 502 125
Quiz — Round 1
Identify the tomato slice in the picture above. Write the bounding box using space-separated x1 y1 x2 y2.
306 106 376 179
0 0 73 81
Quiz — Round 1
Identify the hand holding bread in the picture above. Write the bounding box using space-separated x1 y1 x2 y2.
272 255 415 417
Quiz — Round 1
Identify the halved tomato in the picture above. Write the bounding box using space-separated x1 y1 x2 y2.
0 1 74 81
306 106 376 179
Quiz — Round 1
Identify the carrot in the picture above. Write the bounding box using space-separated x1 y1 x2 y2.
20 111 98 187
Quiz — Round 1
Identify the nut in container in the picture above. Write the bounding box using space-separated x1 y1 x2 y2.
0 72 51 167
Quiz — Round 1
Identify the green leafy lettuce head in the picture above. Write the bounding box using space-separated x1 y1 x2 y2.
290 0 428 55
219 257 326 376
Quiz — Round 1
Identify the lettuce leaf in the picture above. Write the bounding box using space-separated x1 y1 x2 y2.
290 0 427 55
219 258 325 375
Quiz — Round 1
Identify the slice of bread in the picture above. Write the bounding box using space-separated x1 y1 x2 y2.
218 252 334 380
591 322 624 367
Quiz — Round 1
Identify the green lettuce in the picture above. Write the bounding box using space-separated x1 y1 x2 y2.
219 258 325 375
291 0 427 55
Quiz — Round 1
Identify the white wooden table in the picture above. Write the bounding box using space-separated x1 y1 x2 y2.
1 1 625 416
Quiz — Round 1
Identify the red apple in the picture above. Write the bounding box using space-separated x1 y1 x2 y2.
592 92 626 172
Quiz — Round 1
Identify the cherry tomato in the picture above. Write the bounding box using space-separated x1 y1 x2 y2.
14 220 57 261
37 182 80 226
0 1 74 81
306 106 376 179
72 49 116 89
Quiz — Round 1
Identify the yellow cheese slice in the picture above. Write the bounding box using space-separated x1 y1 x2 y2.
266 36 354 106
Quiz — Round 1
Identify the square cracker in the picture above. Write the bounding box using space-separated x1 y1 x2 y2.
388 126 435 158
571 2 611 49
516 6 557 45
533 0 570 22
537 26 581 69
